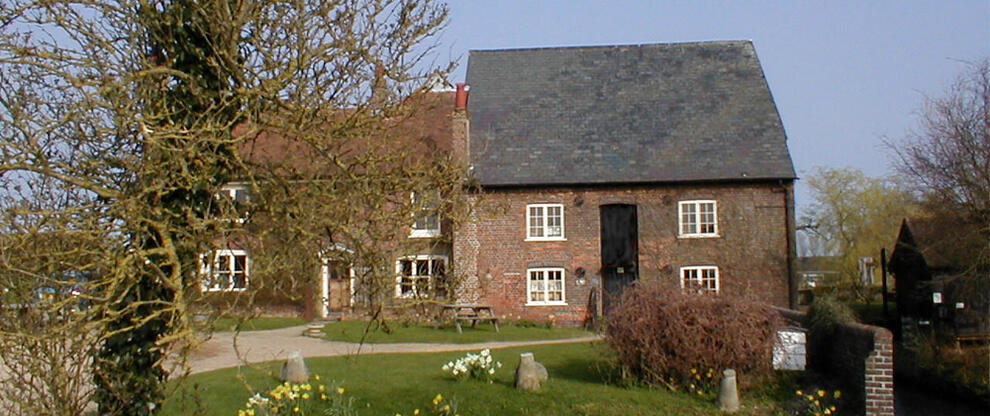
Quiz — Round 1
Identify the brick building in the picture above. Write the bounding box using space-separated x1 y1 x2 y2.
453 41 798 324
202 41 798 323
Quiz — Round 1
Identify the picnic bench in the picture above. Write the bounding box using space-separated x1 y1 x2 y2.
441 304 499 333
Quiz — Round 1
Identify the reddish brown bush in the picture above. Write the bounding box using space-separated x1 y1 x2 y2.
604 280 784 390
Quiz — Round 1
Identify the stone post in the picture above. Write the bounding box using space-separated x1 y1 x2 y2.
717 368 740 412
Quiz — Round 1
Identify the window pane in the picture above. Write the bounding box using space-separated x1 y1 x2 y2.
529 270 545 301
401 260 412 276
529 206 544 237
546 206 562 237
416 260 429 276
699 202 716 234
233 255 246 273
233 271 247 289
682 204 697 234
432 259 445 277
548 270 563 301
218 255 231 273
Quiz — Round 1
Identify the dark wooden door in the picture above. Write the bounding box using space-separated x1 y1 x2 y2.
600 204 639 314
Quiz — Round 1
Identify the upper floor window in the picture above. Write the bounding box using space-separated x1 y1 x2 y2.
526 204 564 241
395 255 447 298
678 200 718 237
218 183 250 222
527 267 566 305
681 265 719 293
201 249 249 292
410 191 441 238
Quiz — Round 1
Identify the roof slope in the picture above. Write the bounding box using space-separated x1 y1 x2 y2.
893 217 987 271
466 41 796 186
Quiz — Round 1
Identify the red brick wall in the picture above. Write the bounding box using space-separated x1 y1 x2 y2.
779 308 896 416
455 182 793 325
864 329 895 416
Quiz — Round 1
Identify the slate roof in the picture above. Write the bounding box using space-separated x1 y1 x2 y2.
466 41 796 186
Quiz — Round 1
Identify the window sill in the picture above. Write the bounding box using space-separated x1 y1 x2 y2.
524 237 567 242
525 302 568 306
409 230 441 239
202 287 248 292
678 234 720 239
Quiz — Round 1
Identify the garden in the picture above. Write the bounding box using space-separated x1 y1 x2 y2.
162 283 850 416
163 342 816 416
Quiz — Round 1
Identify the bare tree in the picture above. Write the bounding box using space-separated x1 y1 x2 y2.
889 58 990 227
0 0 459 414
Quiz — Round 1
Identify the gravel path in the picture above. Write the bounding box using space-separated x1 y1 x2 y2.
180 324 602 375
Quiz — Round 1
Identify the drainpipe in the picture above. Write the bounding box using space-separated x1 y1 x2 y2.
783 181 797 309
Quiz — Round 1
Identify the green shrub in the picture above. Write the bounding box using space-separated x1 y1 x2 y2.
805 296 857 336
603 280 784 392
805 295 857 371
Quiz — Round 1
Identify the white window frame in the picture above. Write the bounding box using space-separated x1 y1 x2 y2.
218 183 250 223
678 200 719 238
394 255 448 298
201 249 249 292
680 265 719 293
525 203 565 241
526 267 566 305
409 191 441 238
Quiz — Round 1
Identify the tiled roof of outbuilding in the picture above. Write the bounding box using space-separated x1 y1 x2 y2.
466 41 796 186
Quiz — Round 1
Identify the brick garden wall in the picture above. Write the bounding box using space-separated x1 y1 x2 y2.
778 308 895 416
455 181 794 325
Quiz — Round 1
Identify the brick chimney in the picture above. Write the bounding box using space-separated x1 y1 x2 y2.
452 83 471 170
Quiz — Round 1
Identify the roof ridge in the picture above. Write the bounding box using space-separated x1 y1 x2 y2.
468 40 752 54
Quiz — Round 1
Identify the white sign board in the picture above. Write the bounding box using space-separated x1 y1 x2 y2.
772 328 806 371
933 292 943 304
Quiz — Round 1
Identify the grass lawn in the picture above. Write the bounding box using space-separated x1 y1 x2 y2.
162 342 783 416
322 320 594 344
212 317 308 332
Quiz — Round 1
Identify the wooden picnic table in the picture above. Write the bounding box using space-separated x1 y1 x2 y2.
441 303 500 333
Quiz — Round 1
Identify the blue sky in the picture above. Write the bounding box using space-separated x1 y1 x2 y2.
436 1 989 214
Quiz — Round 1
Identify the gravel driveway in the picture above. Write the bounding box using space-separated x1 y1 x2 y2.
181 324 602 375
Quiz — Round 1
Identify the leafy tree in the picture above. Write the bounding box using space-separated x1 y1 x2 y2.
799 167 919 297
0 0 457 414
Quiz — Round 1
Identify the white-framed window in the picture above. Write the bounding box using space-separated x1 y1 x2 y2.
395 255 447 298
201 250 249 291
526 204 564 241
410 190 441 238
678 200 718 237
526 268 566 305
219 183 250 204
217 183 250 223
680 266 719 293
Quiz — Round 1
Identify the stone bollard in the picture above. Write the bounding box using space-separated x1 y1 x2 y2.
717 368 740 412
514 352 548 391
281 349 309 384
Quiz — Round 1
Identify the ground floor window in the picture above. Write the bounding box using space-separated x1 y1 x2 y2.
527 267 565 305
680 265 719 293
201 250 249 291
395 255 447 298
